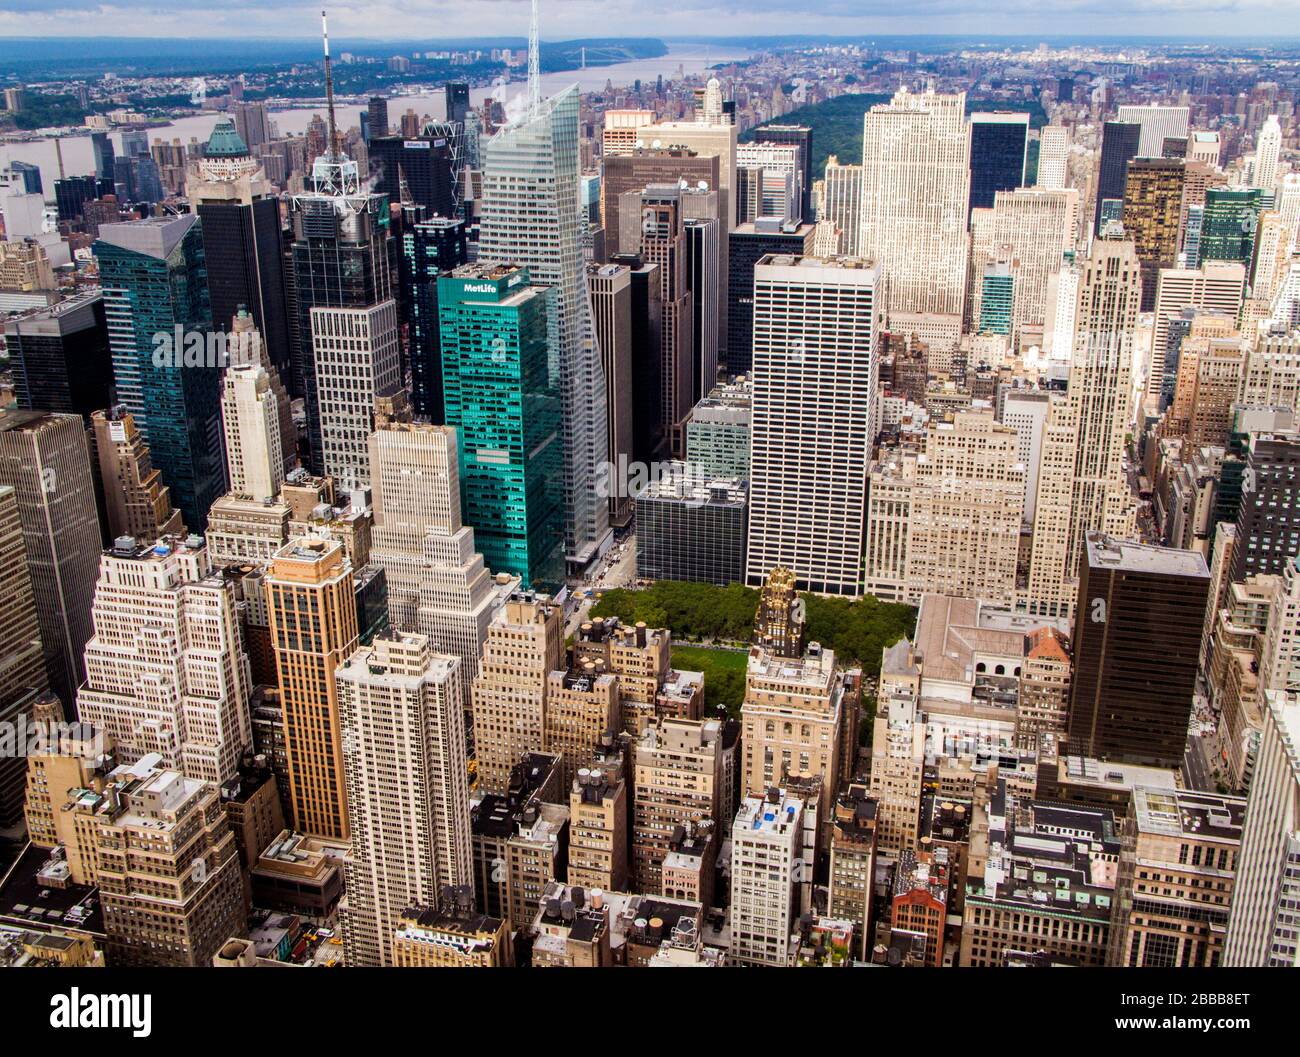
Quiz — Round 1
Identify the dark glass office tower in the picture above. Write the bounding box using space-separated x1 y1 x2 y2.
93 215 226 531
610 253 664 465
3 292 113 422
754 124 813 221
725 218 815 375
90 130 115 183
1094 121 1140 231
1067 533 1210 767
1201 187 1262 266
368 133 458 219
445 82 470 124
53 174 99 225
366 96 389 140
289 152 395 474
1231 431 1300 581
398 204 467 422
192 118 291 377
968 112 1029 216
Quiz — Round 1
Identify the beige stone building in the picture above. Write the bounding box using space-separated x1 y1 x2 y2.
866 410 1025 606
1108 788 1244 967
632 717 722 894
77 534 252 786
567 766 628 894
545 665 618 790
741 641 845 820
471 593 564 795
393 891 511 967
89 407 184 545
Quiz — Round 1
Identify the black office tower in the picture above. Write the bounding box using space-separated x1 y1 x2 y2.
1067 533 1210 767
366 96 389 140
1094 121 1141 232
192 118 292 377
369 134 458 219
611 253 664 465
445 82 470 125
1231 431 1300 581
754 124 813 222
968 113 1029 216
54 174 100 225
91 130 115 183
726 219 814 375
4 292 113 422
398 204 467 422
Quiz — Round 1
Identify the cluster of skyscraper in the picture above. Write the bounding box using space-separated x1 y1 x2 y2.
3 13 1300 973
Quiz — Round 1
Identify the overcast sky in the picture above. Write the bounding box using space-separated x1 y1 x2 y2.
0 0 1296 40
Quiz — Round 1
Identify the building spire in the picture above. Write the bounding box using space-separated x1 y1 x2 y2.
528 0 541 117
322 8 341 160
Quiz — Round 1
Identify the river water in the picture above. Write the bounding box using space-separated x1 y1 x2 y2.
1 44 750 197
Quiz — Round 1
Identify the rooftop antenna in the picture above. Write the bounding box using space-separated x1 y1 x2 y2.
54 137 65 180
322 9 340 160
528 0 541 117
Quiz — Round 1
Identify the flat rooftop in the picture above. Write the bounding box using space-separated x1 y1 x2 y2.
1086 533 1209 579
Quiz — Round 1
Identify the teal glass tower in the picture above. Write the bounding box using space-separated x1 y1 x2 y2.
978 263 1014 336
93 215 225 531
1200 187 1261 266
437 263 564 590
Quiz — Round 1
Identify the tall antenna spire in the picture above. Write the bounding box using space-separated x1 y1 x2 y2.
528 0 541 116
321 9 340 159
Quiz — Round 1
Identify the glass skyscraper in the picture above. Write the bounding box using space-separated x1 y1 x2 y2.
968 112 1029 216
192 118 291 380
437 264 563 591
477 84 611 571
1201 187 1262 266
1094 120 1140 231
93 215 226 531
288 150 395 474
398 204 467 423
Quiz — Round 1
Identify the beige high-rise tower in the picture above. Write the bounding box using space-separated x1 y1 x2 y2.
222 365 286 503
90 406 185 545
471 592 564 795
1025 233 1140 618
266 537 359 842
859 88 971 342
741 642 845 820
867 410 1025 606
337 633 471 966
368 394 516 697
77 534 253 785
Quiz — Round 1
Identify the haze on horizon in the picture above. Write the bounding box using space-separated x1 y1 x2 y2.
0 0 1297 43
